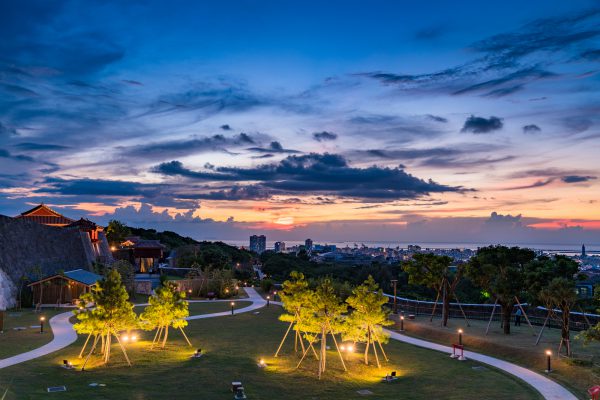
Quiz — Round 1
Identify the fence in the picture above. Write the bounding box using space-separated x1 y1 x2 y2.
384 293 599 332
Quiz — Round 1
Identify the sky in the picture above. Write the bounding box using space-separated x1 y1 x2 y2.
1 0 600 246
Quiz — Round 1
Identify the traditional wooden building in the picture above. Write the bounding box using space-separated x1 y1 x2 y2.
28 269 102 305
113 236 165 273
16 204 74 227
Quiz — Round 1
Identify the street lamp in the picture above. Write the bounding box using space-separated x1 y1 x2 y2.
399 315 405 332
39 316 45 334
458 329 463 346
390 279 398 314
231 302 235 315
266 295 270 307
545 350 552 373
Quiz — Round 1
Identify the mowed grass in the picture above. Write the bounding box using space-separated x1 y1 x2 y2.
398 315 599 399
0 305 542 400
0 309 63 359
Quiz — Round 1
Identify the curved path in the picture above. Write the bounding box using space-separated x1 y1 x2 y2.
0 290 577 399
0 288 265 370
385 329 577 400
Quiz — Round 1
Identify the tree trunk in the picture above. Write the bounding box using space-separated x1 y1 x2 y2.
501 303 512 335
365 328 371 365
162 325 169 348
561 307 571 356
442 280 450 327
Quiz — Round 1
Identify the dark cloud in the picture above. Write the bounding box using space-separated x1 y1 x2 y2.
39 177 165 197
522 124 541 133
152 153 466 201
312 131 338 141
122 79 143 86
247 141 301 154
426 114 448 123
251 154 275 159
347 114 447 142
123 133 257 158
361 10 600 96
561 175 597 183
580 49 600 61
0 149 35 162
0 122 18 137
220 124 232 131
461 115 503 133
15 142 71 151
420 155 515 169
562 116 593 133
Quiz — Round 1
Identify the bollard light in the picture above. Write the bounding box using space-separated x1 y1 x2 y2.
347 344 354 353
231 302 235 315
266 295 270 307
40 316 45 334
259 358 266 367
400 315 405 332
458 329 463 346
545 350 552 373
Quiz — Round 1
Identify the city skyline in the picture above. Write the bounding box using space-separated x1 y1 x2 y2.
1 1 600 244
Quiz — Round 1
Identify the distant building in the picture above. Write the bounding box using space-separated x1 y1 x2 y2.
28 269 102 305
274 241 286 253
305 238 313 254
250 235 266 254
582 244 587 258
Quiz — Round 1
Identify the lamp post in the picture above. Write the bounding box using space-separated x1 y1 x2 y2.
231 302 235 315
400 315 405 332
391 279 398 314
545 350 552 373
266 295 270 307
458 329 463 346
273 291 278 301
40 316 45 334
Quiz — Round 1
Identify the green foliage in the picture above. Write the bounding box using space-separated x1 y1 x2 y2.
466 246 536 334
140 282 189 333
344 276 392 348
278 271 310 324
176 243 252 269
404 253 455 289
74 269 138 364
106 220 132 245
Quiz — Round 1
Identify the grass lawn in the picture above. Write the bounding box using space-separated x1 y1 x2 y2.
0 309 63 359
396 315 599 399
0 306 542 399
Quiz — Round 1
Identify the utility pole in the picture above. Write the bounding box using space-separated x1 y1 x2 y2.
391 279 398 314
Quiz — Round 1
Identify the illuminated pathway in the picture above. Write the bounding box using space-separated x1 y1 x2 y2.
0 288 265 370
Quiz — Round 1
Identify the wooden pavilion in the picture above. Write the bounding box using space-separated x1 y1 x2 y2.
28 269 102 305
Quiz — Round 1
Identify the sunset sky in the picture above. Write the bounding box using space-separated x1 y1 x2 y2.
1 1 600 245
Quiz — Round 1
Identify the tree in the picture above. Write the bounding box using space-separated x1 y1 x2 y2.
74 269 138 368
344 276 392 367
404 253 460 326
466 246 535 334
106 220 131 245
525 255 580 355
296 278 348 379
140 281 191 348
275 271 314 357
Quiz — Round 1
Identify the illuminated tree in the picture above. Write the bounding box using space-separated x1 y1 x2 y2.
140 281 191 348
275 271 317 358
296 278 347 379
74 269 138 368
106 219 131 245
344 276 392 367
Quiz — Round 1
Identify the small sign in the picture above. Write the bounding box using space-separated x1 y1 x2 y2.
47 386 66 392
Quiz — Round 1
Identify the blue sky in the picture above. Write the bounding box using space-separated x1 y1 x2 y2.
1 0 600 244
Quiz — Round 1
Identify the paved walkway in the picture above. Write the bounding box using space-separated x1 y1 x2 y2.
0 288 265 370
0 311 77 369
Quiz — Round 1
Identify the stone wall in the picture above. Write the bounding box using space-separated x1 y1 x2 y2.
0 215 95 285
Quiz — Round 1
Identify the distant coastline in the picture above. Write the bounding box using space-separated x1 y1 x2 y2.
221 240 599 253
